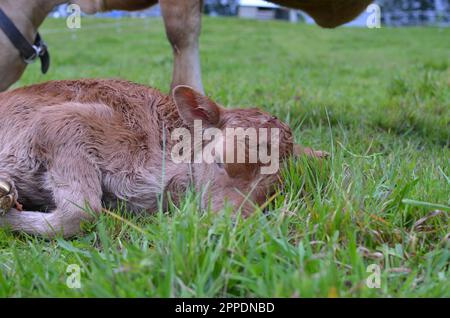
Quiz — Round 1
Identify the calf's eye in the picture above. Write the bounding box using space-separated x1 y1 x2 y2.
216 162 224 169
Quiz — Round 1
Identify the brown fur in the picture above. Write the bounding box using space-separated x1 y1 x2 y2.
0 79 320 238
274 0 373 28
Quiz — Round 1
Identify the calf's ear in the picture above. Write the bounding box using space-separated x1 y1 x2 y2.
173 86 221 127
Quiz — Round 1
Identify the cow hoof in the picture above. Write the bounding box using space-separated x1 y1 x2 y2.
0 180 17 216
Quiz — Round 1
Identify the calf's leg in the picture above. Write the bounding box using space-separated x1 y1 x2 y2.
0 156 102 238
160 0 204 93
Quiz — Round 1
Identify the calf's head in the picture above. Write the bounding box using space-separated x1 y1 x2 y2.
171 86 295 215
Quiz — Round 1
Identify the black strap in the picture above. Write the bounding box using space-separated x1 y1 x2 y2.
34 33 50 74
0 7 50 74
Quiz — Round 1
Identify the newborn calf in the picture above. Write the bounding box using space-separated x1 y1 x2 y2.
0 79 325 237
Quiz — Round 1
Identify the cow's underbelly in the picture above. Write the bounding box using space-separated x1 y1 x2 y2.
269 0 372 28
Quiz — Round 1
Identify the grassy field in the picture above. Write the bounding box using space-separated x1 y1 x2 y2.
1 17 449 297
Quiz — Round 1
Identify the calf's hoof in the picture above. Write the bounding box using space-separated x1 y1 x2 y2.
0 180 19 216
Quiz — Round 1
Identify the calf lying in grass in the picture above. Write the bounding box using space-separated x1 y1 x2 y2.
0 79 326 238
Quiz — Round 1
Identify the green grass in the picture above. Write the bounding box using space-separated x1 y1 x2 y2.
1 17 449 297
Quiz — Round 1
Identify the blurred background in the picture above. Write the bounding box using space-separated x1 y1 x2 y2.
51 0 450 27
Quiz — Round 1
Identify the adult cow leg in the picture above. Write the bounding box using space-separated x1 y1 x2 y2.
160 0 204 93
